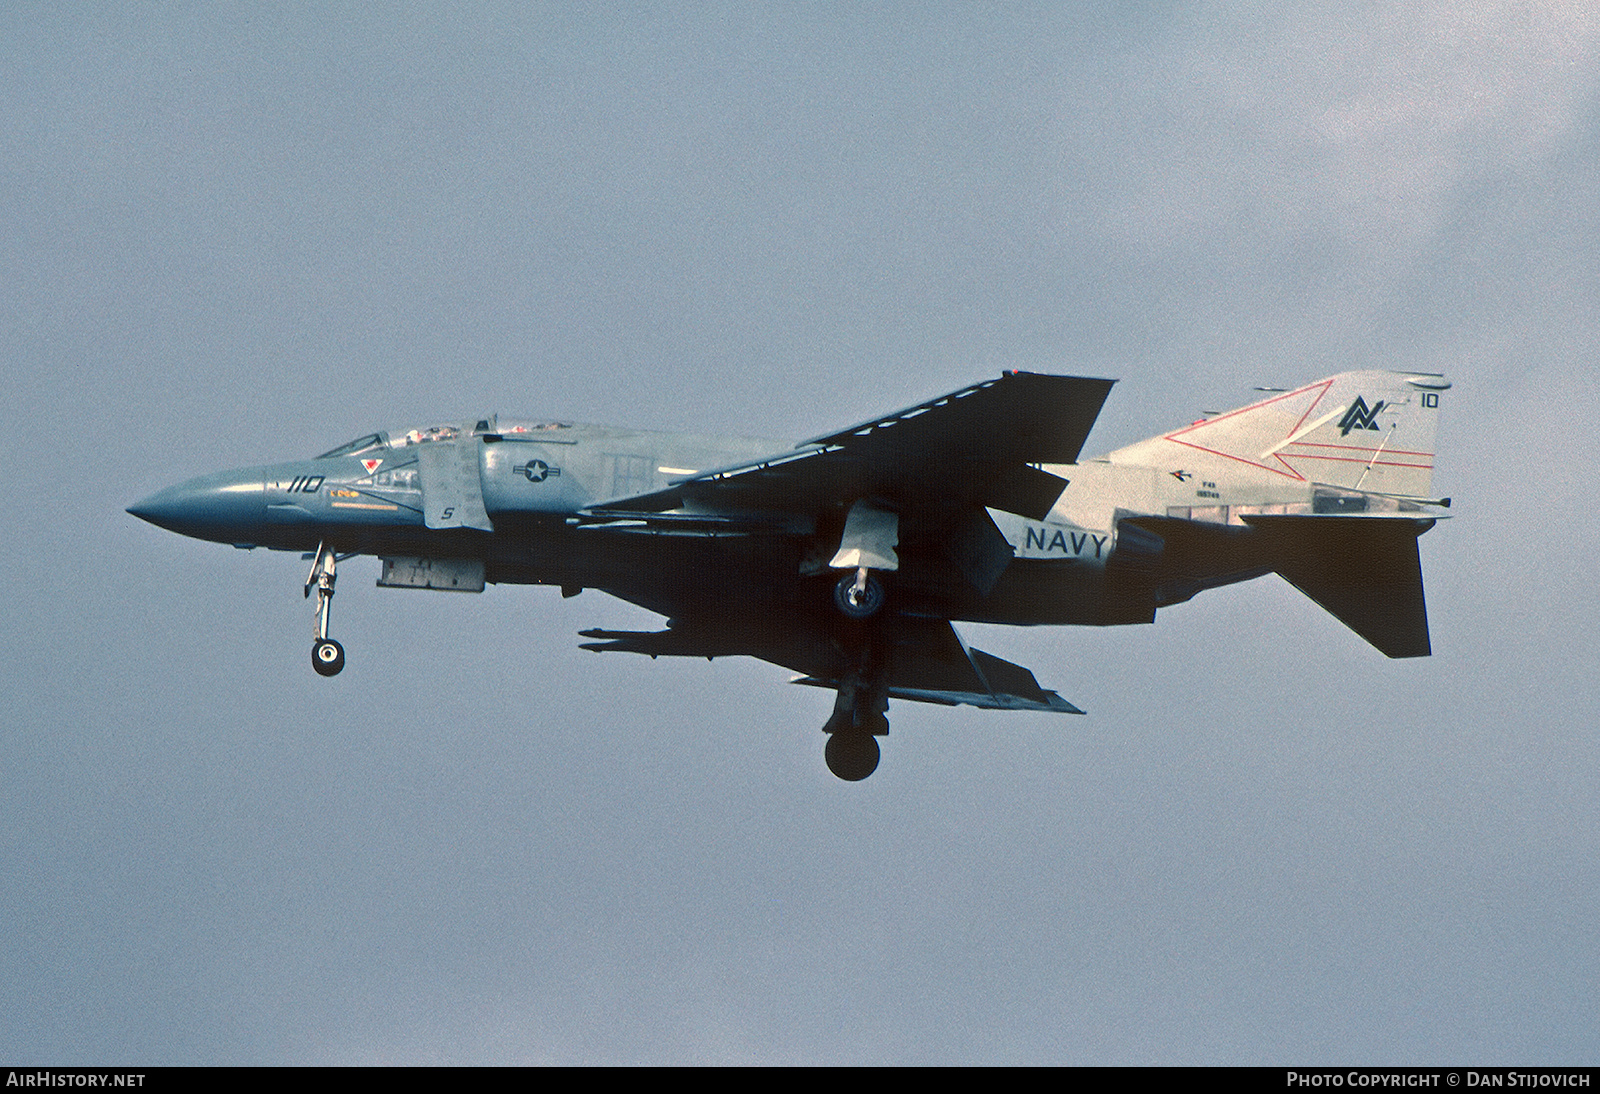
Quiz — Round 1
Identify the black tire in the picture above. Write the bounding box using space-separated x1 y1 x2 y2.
825 731 880 782
833 572 886 619
312 638 345 677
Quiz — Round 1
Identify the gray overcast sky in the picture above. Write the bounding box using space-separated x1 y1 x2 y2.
3 2 1598 1064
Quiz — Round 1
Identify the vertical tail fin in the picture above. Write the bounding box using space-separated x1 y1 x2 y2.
1118 371 1449 498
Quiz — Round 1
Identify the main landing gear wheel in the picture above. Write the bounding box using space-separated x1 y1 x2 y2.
825 731 880 782
833 571 886 619
312 638 345 676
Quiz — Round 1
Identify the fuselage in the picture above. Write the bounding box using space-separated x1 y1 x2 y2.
127 413 1335 631
130 366 1446 640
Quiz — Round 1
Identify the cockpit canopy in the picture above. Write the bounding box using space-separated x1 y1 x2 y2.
315 433 387 459
315 418 573 459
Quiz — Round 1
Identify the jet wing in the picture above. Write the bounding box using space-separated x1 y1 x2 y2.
792 618 1083 713
586 371 1115 524
580 612 1082 715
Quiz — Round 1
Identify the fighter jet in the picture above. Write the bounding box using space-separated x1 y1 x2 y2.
128 369 1449 780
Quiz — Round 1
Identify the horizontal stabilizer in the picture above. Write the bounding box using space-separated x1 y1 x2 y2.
1244 515 1434 658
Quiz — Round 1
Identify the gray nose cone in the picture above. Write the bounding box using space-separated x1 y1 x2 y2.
126 484 195 531
127 470 266 542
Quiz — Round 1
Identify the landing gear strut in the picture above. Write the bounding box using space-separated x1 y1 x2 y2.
306 541 344 677
822 646 889 781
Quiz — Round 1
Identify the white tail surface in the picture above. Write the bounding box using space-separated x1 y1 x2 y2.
1112 370 1447 498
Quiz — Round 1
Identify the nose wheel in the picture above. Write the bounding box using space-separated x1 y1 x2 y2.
312 638 345 676
305 541 346 676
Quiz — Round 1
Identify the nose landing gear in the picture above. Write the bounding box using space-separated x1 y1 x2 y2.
306 541 345 677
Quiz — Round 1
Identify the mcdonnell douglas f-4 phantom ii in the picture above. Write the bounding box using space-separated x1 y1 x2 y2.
129 370 1449 780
